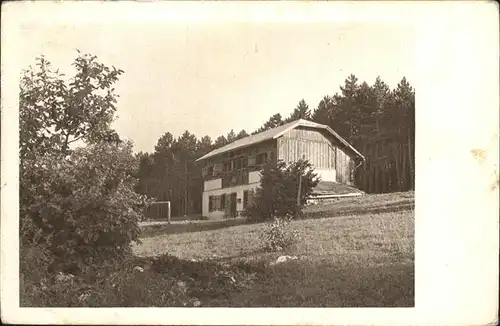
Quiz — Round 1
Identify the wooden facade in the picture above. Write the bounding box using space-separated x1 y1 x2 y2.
277 126 356 185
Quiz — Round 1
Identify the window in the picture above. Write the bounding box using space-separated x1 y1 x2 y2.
220 194 226 210
207 166 214 176
235 158 242 170
248 155 256 166
242 171 249 184
256 152 268 165
213 163 222 175
209 196 225 212
256 153 265 165
224 162 231 172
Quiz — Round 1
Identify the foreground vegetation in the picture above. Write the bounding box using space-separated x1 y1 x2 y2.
22 201 414 307
140 191 414 237
134 209 414 307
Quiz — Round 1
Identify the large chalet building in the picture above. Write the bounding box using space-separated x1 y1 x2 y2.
196 119 365 219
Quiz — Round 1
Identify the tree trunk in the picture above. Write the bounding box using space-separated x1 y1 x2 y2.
375 144 379 193
296 172 302 218
363 141 368 191
394 143 401 192
388 161 393 192
184 159 188 216
407 130 414 190
401 144 407 191
382 158 388 193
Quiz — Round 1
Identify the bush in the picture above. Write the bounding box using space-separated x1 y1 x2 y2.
20 141 152 274
260 216 301 252
244 158 319 221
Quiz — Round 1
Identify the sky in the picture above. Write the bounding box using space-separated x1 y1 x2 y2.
16 8 416 153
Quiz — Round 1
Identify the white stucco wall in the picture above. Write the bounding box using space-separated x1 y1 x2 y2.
248 171 261 184
314 168 336 182
202 171 262 219
204 178 222 191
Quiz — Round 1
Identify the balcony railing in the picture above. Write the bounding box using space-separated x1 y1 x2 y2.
222 170 249 188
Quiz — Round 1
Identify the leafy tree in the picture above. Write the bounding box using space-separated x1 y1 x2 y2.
174 131 199 215
19 53 149 274
135 151 155 194
389 77 415 189
310 75 415 193
334 74 361 141
154 132 175 155
371 76 391 134
236 129 249 140
197 135 213 153
21 141 151 274
19 53 123 160
213 135 228 148
146 132 176 201
312 95 335 125
356 81 378 139
136 132 215 218
392 77 415 136
253 113 284 134
286 99 311 122
244 158 319 221
226 129 237 143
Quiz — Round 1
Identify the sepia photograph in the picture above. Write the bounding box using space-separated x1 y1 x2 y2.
1 1 498 325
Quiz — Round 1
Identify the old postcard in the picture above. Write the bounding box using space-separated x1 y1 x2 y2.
1 1 498 325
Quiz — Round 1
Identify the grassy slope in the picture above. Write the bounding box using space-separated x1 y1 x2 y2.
135 211 414 264
21 192 414 307
133 192 415 307
140 191 415 237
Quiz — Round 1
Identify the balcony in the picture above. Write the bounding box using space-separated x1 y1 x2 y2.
222 170 249 188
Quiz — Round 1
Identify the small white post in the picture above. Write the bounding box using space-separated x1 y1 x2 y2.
167 201 171 224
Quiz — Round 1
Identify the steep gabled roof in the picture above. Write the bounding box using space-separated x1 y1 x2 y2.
196 119 365 162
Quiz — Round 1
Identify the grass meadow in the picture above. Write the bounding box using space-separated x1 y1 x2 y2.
21 192 414 307
134 209 414 307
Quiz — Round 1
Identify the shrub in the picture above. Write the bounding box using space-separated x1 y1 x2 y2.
260 216 301 252
18 53 151 274
20 141 152 274
244 158 319 221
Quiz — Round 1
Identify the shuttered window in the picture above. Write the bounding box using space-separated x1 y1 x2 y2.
220 194 226 210
210 196 227 212
256 152 268 165
243 191 249 208
248 189 255 207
